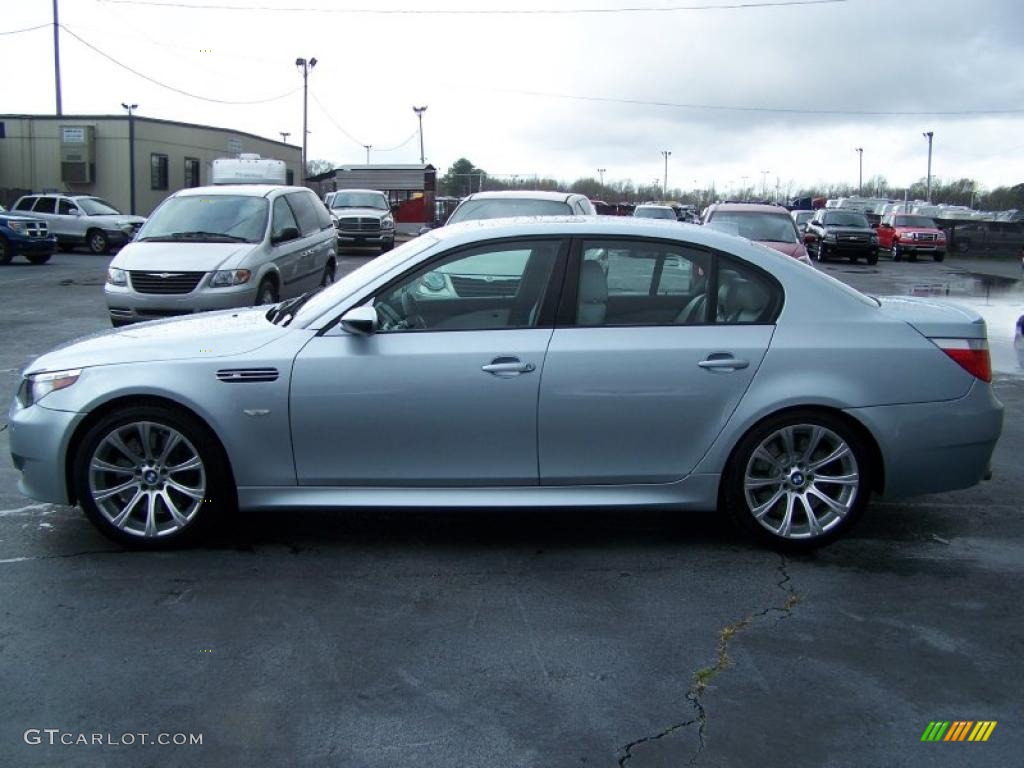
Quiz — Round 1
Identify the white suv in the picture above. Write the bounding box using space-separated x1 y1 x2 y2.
11 194 145 254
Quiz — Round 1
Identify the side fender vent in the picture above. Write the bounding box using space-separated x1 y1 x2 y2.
216 367 279 383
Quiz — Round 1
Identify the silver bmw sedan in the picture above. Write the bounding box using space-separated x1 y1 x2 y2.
8 217 1003 550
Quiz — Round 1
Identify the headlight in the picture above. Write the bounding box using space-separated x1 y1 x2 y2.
869 233 879 243
210 269 252 287
7 220 26 233
107 267 127 286
381 215 395 230
120 223 135 235
823 232 837 242
17 369 82 408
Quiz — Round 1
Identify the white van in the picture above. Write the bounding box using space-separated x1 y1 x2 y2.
104 184 337 326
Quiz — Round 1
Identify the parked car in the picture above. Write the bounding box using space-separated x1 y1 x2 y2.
444 191 596 226
791 209 814 233
876 213 947 262
10 217 1002 552
11 194 145 255
325 189 395 253
804 209 879 264
104 185 337 326
0 207 57 265
703 202 812 264
633 204 678 220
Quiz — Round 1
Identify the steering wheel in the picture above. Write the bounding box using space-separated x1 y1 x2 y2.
399 286 427 329
375 301 403 331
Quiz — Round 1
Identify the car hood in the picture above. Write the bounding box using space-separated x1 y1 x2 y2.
824 226 874 235
331 207 389 218
110 242 257 272
758 241 803 258
1 213 46 224
877 296 987 339
88 214 147 228
894 227 944 236
25 308 289 374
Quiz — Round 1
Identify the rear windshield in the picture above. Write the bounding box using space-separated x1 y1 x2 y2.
634 207 677 220
447 198 571 224
709 211 797 243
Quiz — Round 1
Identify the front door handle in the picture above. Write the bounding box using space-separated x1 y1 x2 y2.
698 355 749 371
482 357 535 377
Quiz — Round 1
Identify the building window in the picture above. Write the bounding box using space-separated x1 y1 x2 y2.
151 153 169 190
285 170 294 186
184 157 200 188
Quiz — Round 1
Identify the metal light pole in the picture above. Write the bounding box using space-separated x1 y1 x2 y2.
760 170 771 199
855 147 863 196
661 151 671 198
52 0 62 114
597 168 606 190
413 106 427 164
279 131 290 143
363 144 372 165
295 57 317 178
923 131 934 203
121 103 137 215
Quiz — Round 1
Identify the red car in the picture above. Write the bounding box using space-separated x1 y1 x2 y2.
876 213 947 262
703 202 812 265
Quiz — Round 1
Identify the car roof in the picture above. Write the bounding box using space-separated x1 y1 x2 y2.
329 188 386 195
174 184 303 198
635 204 674 210
709 203 790 214
463 190 573 203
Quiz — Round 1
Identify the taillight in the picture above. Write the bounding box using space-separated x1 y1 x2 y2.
932 338 992 382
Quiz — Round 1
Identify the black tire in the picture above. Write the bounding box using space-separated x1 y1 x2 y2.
933 251 945 262
722 410 872 551
58 242 76 253
320 259 336 287
867 249 879 266
73 405 234 548
25 252 52 265
0 236 11 265
87 229 109 255
255 277 279 305
891 243 902 262
380 239 394 253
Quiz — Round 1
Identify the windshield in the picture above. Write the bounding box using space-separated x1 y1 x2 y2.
289 233 440 326
447 198 571 223
77 197 122 216
710 211 797 243
793 211 813 223
894 215 937 228
137 196 269 243
634 207 677 220
330 192 389 210
823 211 870 228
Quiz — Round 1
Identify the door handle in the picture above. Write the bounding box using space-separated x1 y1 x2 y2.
481 357 535 376
698 355 749 371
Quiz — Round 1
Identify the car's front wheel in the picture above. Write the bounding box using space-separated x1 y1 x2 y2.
25 253 52 265
891 242 902 261
723 411 871 551
0 236 11 265
73 406 232 548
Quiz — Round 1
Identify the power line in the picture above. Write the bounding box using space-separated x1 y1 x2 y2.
59 24 299 105
0 23 50 35
95 0 847 15
478 84 1024 117
376 129 420 152
310 91 420 153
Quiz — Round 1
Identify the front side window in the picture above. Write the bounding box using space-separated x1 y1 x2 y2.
32 197 56 214
373 239 561 332
271 196 300 241
151 153 169 190
58 199 78 215
137 195 268 243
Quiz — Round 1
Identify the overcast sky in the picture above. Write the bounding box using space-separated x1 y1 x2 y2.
3 0 1023 195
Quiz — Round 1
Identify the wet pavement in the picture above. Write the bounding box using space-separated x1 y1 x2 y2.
1 251 1022 767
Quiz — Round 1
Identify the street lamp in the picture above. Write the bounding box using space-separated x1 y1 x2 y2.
854 147 863 196
923 131 934 203
363 144 372 165
413 106 427 164
295 56 317 177
279 131 290 143
760 170 771 199
597 168 606 190
661 150 671 198
121 102 138 215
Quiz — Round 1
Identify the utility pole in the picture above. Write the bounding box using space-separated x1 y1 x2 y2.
363 144 372 165
121 103 138 215
923 131 934 203
855 147 863 196
295 57 317 178
413 106 427 164
661 151 671 199
760 170 771 199
279 131 290 143
52 0 62 114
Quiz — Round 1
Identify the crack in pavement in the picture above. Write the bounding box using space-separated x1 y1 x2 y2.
0 548 139 564
618 555 800 768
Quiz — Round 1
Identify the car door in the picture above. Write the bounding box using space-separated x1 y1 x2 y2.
30 197 59 237
289 237 566 486
538 238 779 485
54 197 83 242
268 195 307 297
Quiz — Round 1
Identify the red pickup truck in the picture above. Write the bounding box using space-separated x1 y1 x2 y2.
876 213 947 262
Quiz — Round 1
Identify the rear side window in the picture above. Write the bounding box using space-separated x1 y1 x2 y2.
14 197 36 211
286 192 322 236
713 259 780 324
33 197 56 214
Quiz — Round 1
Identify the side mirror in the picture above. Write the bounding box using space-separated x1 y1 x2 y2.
340 305 378 335
70 208 82 216
272 226 300 245
803 232 816 244
417 226 432 236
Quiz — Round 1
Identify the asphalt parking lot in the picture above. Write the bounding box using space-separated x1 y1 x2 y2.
1 250 1022 767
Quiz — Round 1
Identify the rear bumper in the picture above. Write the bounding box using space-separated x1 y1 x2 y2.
846 381 1003 499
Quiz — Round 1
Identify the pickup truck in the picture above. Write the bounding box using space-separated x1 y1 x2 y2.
876 213 946 262
0 205 57 265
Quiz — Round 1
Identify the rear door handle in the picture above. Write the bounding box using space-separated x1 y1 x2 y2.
482 357 535 376
698 355 749 371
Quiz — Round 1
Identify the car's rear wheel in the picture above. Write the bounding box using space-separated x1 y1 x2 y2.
0 236 11 265
320 259 336 287
73 406 233 548
723 411 871 551
87 229 109 255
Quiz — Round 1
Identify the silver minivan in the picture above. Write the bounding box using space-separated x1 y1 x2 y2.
105 185 337 326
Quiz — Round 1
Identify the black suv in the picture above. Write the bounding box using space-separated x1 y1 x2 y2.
805 209 879 264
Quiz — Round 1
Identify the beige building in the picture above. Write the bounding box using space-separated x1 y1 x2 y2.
0 114 301 216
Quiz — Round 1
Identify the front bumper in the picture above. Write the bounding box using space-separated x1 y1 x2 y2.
846 380 1003 499
895 241 946 255
105 281 260 325
822 240 876 254
8 399 84 505
337 230 394 247
9 235 57 255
